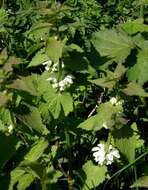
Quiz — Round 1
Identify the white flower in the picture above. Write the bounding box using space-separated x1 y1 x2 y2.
42 60 52 66
106 145 120 165
92 143 120 166
43 60 52 71
8 124 13 133
47 77 57 83
52 83 58 88
61 61 65 68
110 97 118 105
51 62 58 72
64 75 73 84
92 144 106 165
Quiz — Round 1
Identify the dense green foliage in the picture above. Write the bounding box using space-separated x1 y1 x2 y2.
0 0 148 189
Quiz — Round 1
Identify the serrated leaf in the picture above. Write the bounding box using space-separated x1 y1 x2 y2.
91 29 134 63
121 18 148 35
122 82 148 97
91 64 126 90
80 161 107 189
7 76 37 96
25 138 48 162
131 176 148 188
90 78 115 90
78 102 120 131
48 92 73 119
3 56 21 73
60 92 73 116
0 48 8 65
27 23 51 40
17 173 34 190
28 48 49 67
127 48 148 85
16 104 49 134
0 93 9 107
112 123 144 163
46 37 65 63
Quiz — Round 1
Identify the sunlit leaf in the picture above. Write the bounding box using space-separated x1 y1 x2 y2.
91 29 134 63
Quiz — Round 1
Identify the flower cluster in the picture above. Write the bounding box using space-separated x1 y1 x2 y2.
47 75 73 92
92 143 120 166
43 60 64 72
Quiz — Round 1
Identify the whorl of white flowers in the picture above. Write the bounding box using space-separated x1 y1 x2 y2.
92 143 120 166
47 75 73 92
43 60 65 72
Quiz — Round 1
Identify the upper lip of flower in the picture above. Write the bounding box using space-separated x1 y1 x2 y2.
92 143 120 165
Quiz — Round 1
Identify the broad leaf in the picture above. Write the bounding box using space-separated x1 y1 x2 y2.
7 76 38 96
78 102 121 131
91 29 134 63
16 104 49 134
46 37 65 63
127 48 148 85
48 92 73 119
121 18 148 35
112 123 144 163
122 83 148 97
8 169 25 190
17 173 34 190
28 48 49 67
25 138 48 162
80 160 107 190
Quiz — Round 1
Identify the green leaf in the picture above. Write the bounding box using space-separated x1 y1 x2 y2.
47 91 73 119
131 176 148 188
17 173 34 190
28 48 49 67
8 169 25 190
60 92 73 116
112 123 144 163
0 48 8 65
78 102 121 131
122 83 148 97
127 48 148 85
27 23 51 40
0 133 20 169
91 64 126 90
7 76 38 96
121 18 148 35
91 29 134 63
80 160 107 189
25 138 48 162
46 37 65 63
16 104 49 134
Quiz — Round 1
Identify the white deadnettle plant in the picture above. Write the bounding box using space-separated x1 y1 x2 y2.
92 143 120 166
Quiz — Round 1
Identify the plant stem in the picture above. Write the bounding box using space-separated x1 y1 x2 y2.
103 149 148 190
134 167 139 190
41 181 46 190
65 128 73 190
